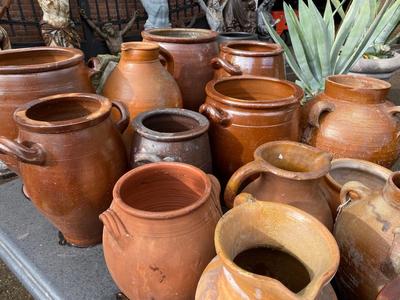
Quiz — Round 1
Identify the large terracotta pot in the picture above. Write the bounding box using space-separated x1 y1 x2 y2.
103 42 182 149
302 75 400 168
211 40 285 79
100 162 222 300
334 171 400 300
142 28 219 111
131 108 212 172
224 141 333 229
200 76 303 182
324 158 392 219
196 201 340 300
0 93 129 247
0 47 94 170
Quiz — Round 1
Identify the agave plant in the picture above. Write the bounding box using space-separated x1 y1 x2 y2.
262 0 400 99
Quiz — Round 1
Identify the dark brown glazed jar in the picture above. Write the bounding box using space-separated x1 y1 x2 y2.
211 41 285 79
100 162 222 300
0 93 129 247
200 76 303 182
131 108 212 172
142 28 219 111
302 75 400 168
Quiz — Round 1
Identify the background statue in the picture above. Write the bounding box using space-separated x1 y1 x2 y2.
257 0 277 39
80 9 137 55
38 0 80 48
196 0 228 32
0 0 11 50
140 0 171 30
224 0 257 33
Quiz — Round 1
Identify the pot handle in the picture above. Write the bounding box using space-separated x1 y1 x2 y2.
387 106 400 141
87 57 101 79
208 174 223 216
224 160 269 208
302 100 335 144
211 57 242 76
159 46 174 75
199 103 231 127
99 208 130 249
336 181 371 222
0 137 46 165
233 193 257 207
111 101 130 134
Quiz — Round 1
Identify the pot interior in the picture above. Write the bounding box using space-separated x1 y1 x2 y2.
119 165 206 212
227 43 278 52
329 166 387 189
143 113 198 133
0 49 74 66
148 29 211 39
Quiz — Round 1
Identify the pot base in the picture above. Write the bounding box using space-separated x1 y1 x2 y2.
58 231 101 248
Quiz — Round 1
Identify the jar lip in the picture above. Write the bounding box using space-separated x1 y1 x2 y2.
132 108 209 142
0 47 84 74
206 76 303 109
14 93 111 134
326 74 391 92
221 41 283 57
142 28 218 44
121 41 159 51
113 162 212 220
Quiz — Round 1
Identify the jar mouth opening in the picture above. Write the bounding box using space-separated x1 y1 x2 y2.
121 41 159 51
142 28 218 43
327 75 391 90
222 41 283 56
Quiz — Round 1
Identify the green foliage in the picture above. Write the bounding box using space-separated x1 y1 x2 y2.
262 0 400 99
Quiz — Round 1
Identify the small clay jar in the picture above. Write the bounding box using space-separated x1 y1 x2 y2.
334 172 400 300
0 93 129 247
131 108 212 172
100 162 222 300
211 41 285 79
224 141 333 230
302 75 400 168
142 28 219 111
324 158 392 218
200 76 303 182
196 201 340 300
217 32 258 44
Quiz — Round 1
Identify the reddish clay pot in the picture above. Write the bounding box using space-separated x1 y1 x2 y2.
100 162 222 300
224 141 333 230
0 47 94 170
302 75 400 168
211 41 285 79
103 42 182 149
131 108 212 172
324 158 392 219
196 201 340 300
0 93 128 247
200 76 303 182
334 172 400 300
142 28 219 111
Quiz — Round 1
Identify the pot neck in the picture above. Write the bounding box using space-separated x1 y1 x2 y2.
383 172 400 209
120 42 160 63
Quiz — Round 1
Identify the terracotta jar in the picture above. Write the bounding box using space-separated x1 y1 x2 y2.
131 108 212 172
334 172 400 300
0 93 128 247
211 41 285 79
224 141 333 229
324 158 392 218
196 201 340 300
302 75 400 168
142 28 219 111
0 47 94 170
200 76 303 182
102 42 182 149
101 162 222 299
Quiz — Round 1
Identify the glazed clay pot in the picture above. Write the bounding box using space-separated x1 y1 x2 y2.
200 76 303 182
100 162 222 300
324 158 392 219
224 141 333 230
302 75 400 168
142 28 219 111
196 201 340 300
0 93 128 247
131 108 212 172
103 42 182 149
0 47 94 170
334 172 400 300
211 41 285 79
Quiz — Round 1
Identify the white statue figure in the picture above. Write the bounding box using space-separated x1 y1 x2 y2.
140 0 171 29
197 0 229 32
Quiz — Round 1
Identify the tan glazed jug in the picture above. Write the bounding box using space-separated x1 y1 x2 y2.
196 201 340 300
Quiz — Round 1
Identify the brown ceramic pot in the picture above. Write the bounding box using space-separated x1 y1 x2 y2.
211 41 285 79
324 158 392 219
224 141 333 229
100 162 222 300
302 75 400 168
102 42 182 149
131 108 212 172
334 172 400 300
376 277 400 300
195 200 340 300
142 28 219 111
0 47 94 170
0 93 128 247
200 76 303 182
